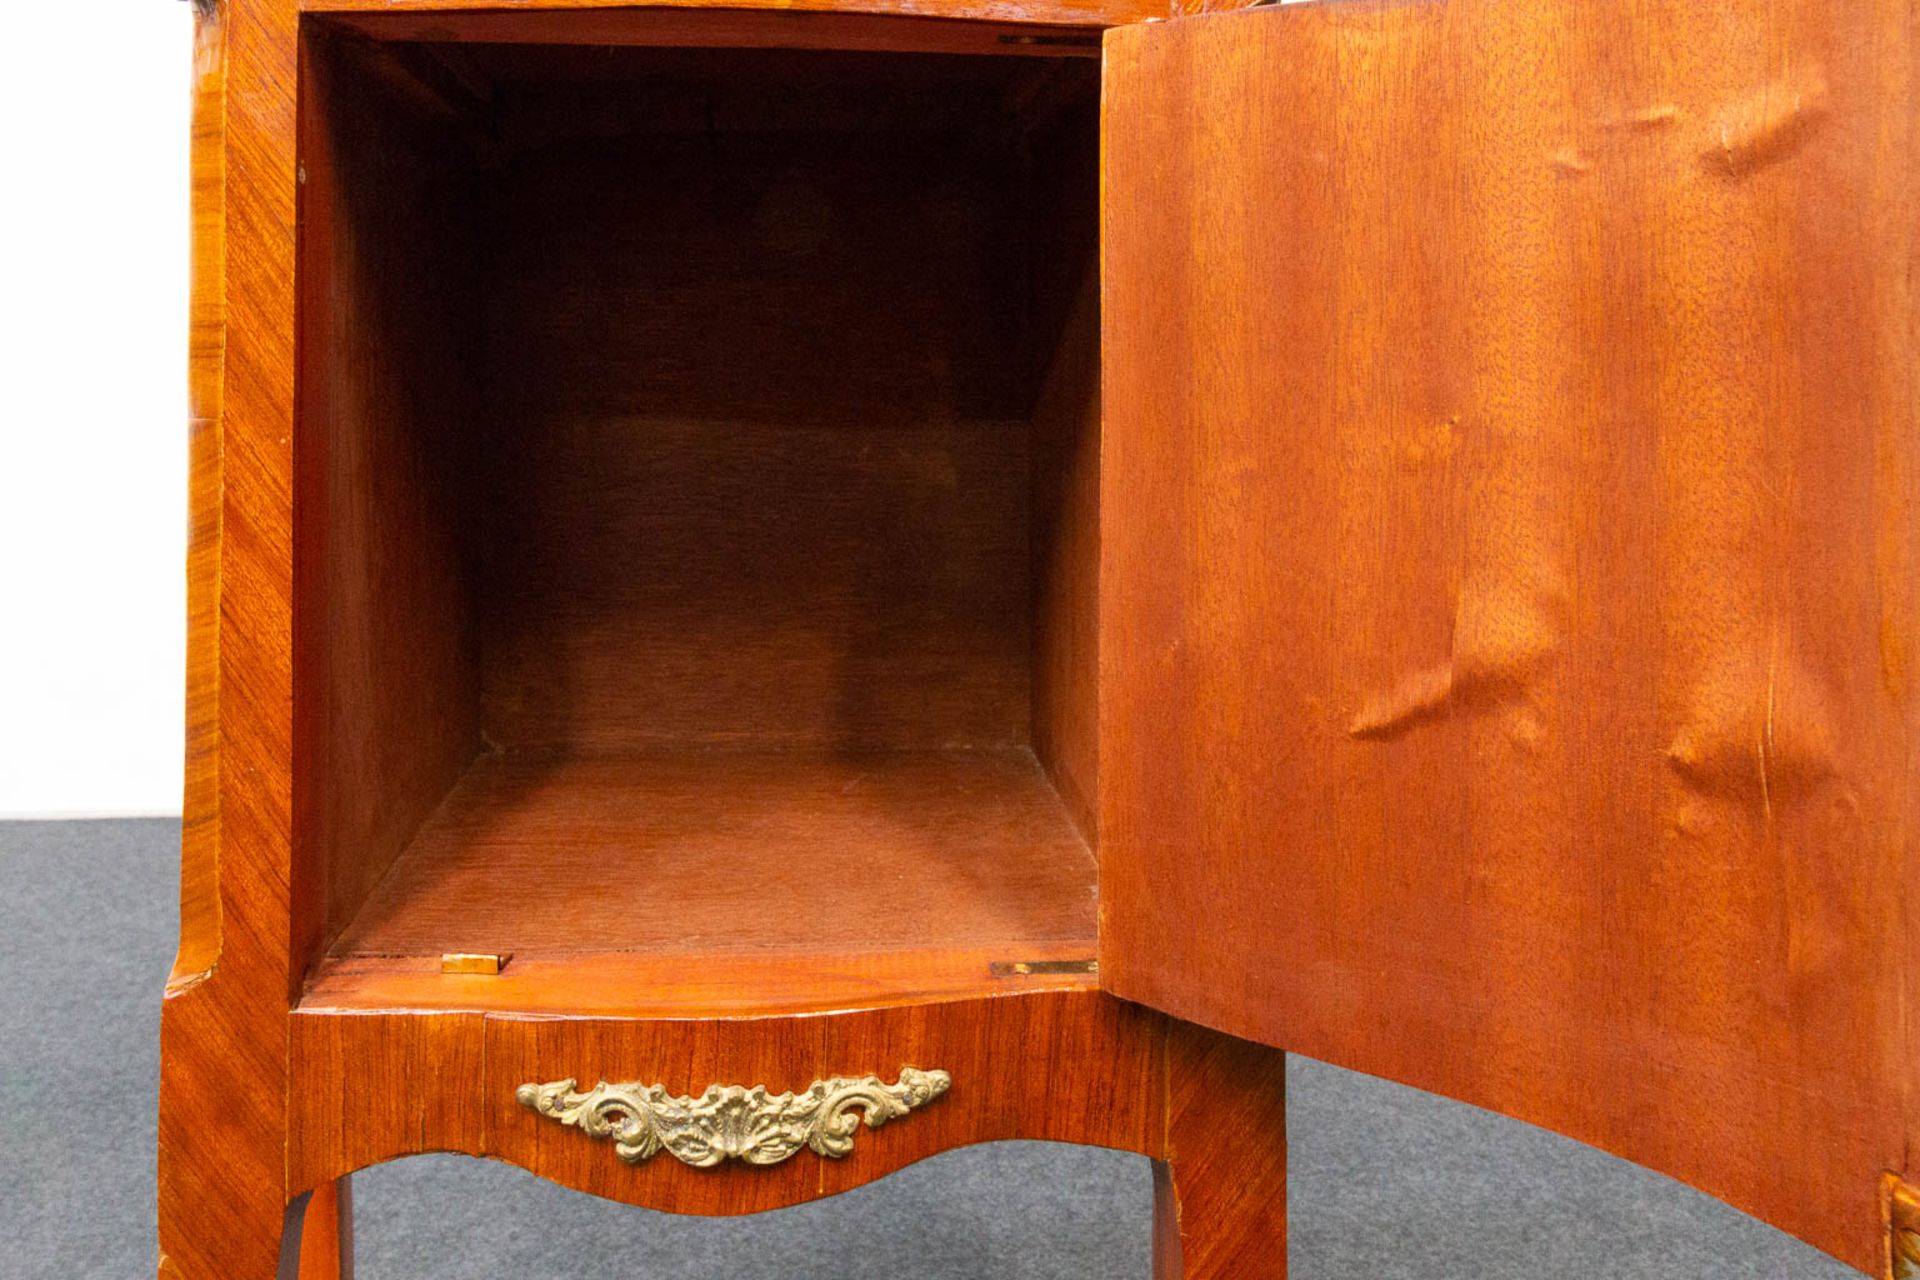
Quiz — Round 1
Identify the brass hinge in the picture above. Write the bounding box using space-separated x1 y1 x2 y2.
441 952 510 976
990 958 1098 978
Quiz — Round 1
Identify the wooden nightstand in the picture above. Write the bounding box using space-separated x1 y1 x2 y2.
159 1 1920 1276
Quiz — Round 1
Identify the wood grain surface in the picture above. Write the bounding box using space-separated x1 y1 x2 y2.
163 14 1123 1273
324 750 1096 970
1152 1025 1288 1280
289 991 1156 1212
169 0 227 1003
302 0 1153 33
282 31 1104 977
159 0 302 1275
287 993 1280 1280
472 65 1053 753
1027 74 1102 838
296 24 484 970
303 942 1100 1018
1100 2 1916 1271
317 9 1109 57
288 32 1105 1002
161 0 1920 1273
294 1179 353 1280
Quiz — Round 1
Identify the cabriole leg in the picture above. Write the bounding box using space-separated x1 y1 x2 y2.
297 1178 355 1280
157 990 298 1280
155 1182 307 1280
1151 1026 1289 1279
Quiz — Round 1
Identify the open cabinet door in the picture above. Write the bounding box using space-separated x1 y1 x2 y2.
1099 0 1918 1270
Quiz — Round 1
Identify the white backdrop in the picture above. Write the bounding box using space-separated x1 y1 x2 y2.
0 2 192 817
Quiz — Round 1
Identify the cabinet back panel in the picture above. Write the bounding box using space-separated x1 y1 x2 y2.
478 126 1037 751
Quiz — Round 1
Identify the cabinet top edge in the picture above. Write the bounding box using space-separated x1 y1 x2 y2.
296 0 1150 37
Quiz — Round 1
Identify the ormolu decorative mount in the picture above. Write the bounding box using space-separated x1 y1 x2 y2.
515 1067 951 1167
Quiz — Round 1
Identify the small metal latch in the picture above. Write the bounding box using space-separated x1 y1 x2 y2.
441 953 510 976
989 958 1099 978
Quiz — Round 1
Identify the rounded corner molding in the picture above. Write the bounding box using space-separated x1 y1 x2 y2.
515 1066 952 1167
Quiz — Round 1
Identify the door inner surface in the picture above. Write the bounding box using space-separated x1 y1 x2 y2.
1099 1 1917 1270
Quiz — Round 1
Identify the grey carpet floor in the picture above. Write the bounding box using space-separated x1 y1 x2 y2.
0 819 1860 1279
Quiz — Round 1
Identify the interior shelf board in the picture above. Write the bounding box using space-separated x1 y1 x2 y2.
313 748 1097 1013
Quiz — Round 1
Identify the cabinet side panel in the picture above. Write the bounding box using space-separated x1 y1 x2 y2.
159 0 302 1275
172 0 229 995
1903 0 1920 1240
295 30 483 966
1100 2 1915 1270
1030 96 1102 842
1032 272 1101 841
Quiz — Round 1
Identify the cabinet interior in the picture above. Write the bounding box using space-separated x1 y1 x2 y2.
293 17 1102 1014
